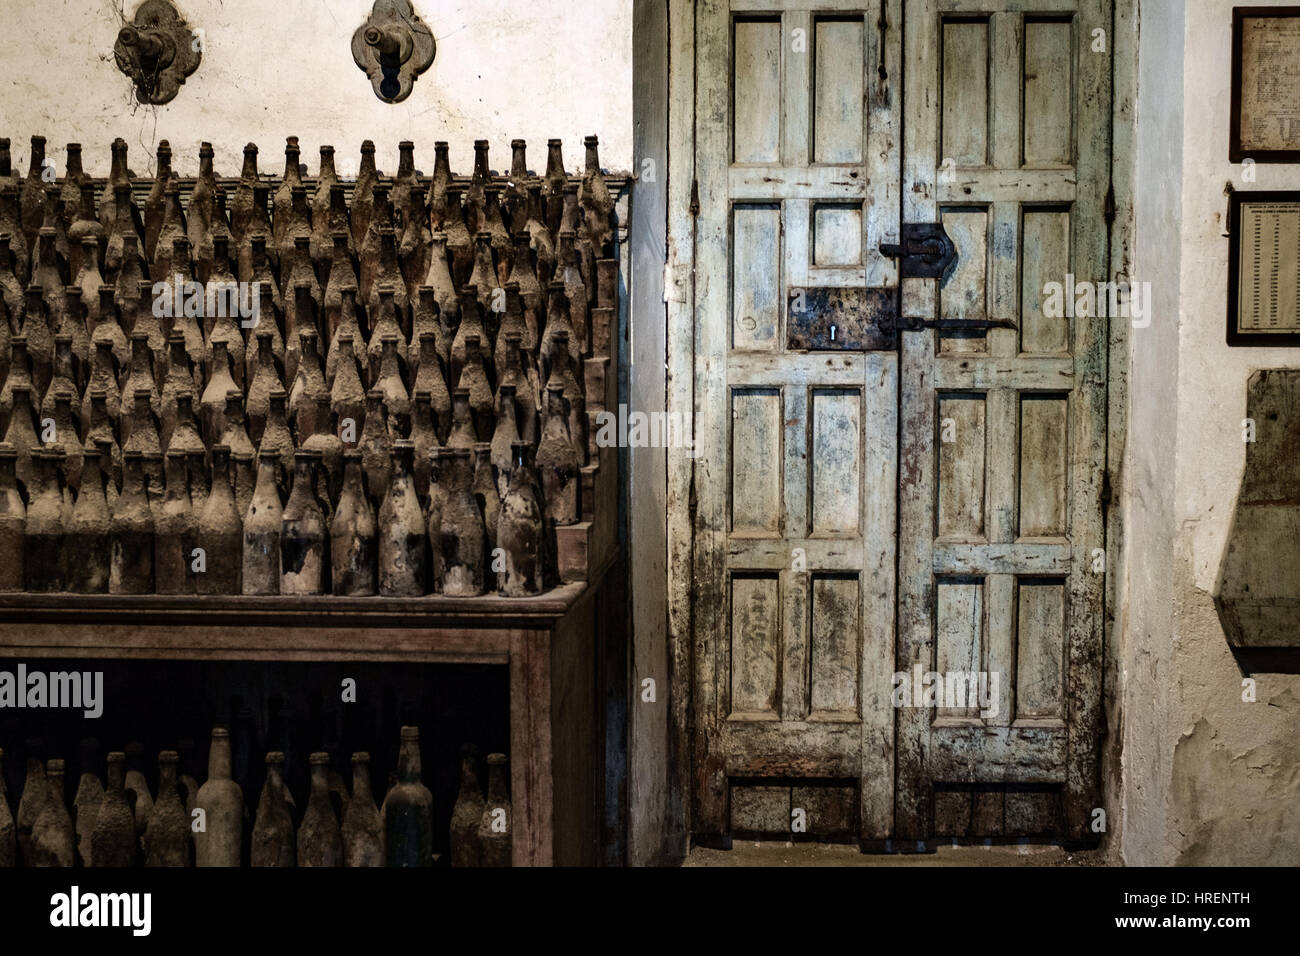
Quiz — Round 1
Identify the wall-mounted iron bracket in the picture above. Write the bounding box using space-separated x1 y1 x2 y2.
113 0 202 106
879 222 957 279
352 0 437 104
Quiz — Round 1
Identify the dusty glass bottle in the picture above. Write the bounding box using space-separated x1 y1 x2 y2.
72 739 104 867
374 333 410 430
195 728 243 867
491 386 521 498
154 449 194 595
246 330 281 445
60 143 89 230
251 752 295 868
439 447 486 597
359 389 393 504
298 753 344 867
447 387 478 452
81 341 121 438
273 136 305 257
229 143 259 244
580 135 615 252
67 444 111 593
0 446 24 592
341 752 383 867
0 748 13 868
242 449 283 596
124 388 164 502
290 326 329 439
379 440 427 597
545 330 587 466
311 148 346 270
449 743 485 867
196 445 242 595
413 332 452 445
160 331 195 451
219 390 256 462
124 741 155 844
24 450 66 592
144 751 190 867
144 140 174 261
73 236 104 325
283 239 321 381
423 232 460 331
19 135 47 245
330 332 367 433
92 287 130 370
282 451 326 596
86 415 121 518
350 140 378 254
331 449 377 596
4 384 39 491
17 743 47 866
303 396 344 505
188 142 217 273
323 230 359 338
120 332 160 443
233 451 256 526
478 753 512 867
537 385 579 527
383 727 433 868
89 751 136 868
443 186 474 289
31 759 75 867
409 391 438 500
259 388 296 489
450 287 489 389
460 336 495 442
473 443 500 547
498 442 544 597
426 141 453 231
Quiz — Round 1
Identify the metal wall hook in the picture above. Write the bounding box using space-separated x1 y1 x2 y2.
352 0 436 104
113 0 202 106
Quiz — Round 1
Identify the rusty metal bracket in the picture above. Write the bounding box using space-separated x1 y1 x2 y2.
352 0 437 104
787 287 898 351
879 222 957 279
113 0 202 106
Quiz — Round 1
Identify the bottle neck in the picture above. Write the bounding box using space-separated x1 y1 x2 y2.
208 735 232 779
397 739 422 783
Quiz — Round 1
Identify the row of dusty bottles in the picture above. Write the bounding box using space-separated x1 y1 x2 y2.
0 426 560 596
0 134 614 308
0 730 511 867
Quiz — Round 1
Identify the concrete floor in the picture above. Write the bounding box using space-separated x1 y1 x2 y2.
685 841 1114 866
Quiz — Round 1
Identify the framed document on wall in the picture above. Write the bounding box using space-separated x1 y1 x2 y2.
1228 191 1300 346
1231 7 1300 163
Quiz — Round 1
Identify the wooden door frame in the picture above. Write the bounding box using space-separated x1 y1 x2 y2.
656 0 1136 852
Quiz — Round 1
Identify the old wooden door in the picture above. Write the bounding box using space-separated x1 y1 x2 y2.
685 0 1111 846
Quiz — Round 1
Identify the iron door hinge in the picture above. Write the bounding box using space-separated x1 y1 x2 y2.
879 222 958 279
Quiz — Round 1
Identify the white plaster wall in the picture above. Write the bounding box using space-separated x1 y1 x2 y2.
1122 0 1300 865
0 0 633 178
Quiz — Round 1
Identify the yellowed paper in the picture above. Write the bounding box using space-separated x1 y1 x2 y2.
1238 201 1300 332
1239 16 1300 152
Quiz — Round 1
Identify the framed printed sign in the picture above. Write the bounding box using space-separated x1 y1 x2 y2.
1228 191 1300 346
1231 7 1300 163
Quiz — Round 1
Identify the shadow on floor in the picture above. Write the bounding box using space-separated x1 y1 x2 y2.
685 841 1114 867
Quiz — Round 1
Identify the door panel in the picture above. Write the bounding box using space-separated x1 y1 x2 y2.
693 0 901 845
897 0 1110 843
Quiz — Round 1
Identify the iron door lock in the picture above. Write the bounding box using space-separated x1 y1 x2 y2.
879 222 958 279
